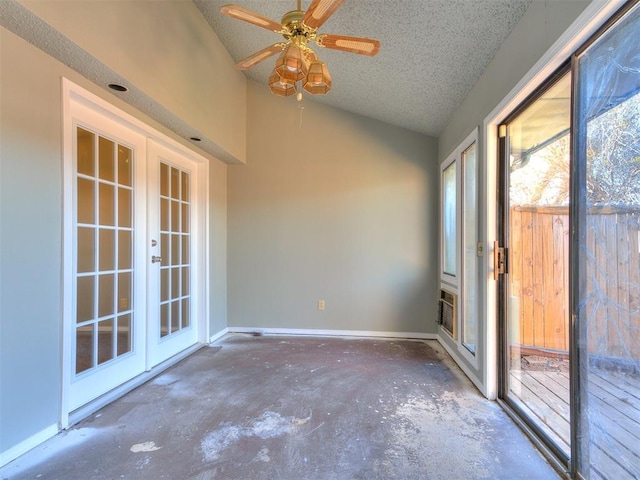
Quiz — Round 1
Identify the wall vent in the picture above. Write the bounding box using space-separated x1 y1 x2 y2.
438 289 457 339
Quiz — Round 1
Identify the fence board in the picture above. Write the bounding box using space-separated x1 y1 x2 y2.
630 215 640 355
532 211 545 347
593 215 609 355
521 210 535 346
605 214 621 357
552 214 568 351
510 208 523 346
616 215 631 358
542 213 556 348
509 207 640 359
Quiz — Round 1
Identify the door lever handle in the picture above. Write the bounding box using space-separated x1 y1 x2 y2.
151 255 162 264
493 241 506 280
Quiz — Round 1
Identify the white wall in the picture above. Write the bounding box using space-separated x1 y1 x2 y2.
228 81 439 335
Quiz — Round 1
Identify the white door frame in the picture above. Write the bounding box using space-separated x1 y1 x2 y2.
61 78 210 427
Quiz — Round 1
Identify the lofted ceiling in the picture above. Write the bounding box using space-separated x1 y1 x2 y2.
195 0 534 137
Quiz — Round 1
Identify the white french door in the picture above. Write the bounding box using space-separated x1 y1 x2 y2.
64 82 206 416
147 141 198 367
67 106 148 411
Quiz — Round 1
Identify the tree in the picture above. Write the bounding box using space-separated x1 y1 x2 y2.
586 92 640 206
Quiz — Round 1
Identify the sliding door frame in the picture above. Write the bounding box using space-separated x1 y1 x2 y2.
496 62 572 471
491 1 638 477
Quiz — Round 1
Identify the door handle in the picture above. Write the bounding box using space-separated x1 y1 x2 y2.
493 241 506 280
151 255 162 264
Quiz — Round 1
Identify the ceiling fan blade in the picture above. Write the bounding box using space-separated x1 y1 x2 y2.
316 34 380 56
236 44 285 71
220 4 284 33
302 0 345 30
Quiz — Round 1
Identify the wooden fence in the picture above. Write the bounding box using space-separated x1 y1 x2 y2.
509 205 640 359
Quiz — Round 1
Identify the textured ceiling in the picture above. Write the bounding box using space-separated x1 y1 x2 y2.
195 0 533 137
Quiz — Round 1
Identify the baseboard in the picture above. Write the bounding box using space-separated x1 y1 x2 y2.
0 423 58 468
209 327 229 343
227 326 437 340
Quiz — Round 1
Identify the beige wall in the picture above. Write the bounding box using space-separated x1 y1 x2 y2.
209 159 228 335
19 0 247 164
228 81 439 334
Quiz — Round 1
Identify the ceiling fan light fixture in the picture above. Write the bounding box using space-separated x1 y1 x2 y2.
269 70 297 97
221 1 379 98
303 60 332 95
275 44 309 82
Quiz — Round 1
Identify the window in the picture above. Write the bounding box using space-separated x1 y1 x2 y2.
462 141 479 355
442 160 457 278
441 129 479 364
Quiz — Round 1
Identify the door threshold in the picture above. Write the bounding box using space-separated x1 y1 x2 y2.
497 398 569 479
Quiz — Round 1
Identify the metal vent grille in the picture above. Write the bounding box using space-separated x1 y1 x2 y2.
438 289 457 339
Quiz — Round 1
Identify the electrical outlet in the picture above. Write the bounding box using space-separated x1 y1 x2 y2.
318 300 325 311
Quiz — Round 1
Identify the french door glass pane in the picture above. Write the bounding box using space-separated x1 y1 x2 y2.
159 162 191 339
576 4 640 478
75 126 134 374
506 72 572 456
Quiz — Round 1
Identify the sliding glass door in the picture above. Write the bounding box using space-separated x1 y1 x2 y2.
498 2 640 477
500 69 572 460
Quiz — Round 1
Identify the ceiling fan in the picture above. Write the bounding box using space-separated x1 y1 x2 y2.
220 0 380 97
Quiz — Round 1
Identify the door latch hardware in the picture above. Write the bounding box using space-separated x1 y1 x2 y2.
493 241 506 280
151 255 162 264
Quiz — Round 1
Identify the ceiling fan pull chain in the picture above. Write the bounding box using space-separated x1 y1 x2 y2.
299 103 305 129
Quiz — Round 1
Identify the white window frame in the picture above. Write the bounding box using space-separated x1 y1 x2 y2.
440 153 459 287
440 129 479 368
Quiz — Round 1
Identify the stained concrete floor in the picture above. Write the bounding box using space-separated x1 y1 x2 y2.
1 335 560 480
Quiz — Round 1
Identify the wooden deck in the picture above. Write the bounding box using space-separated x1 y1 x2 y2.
509 367 640 479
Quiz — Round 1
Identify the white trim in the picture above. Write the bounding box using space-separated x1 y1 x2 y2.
200 161 211 345
60 78 74 429
227 327 438 340
483 125 499 401
0 424 58 468
481 0 627 401
209 327 229 343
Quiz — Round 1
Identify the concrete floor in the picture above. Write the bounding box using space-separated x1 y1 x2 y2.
1 335 560 479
